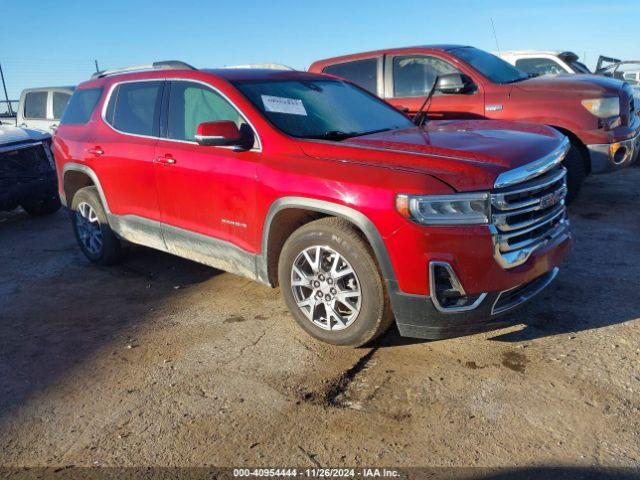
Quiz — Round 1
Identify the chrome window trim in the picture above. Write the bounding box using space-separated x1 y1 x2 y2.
493 137 570 189
100 77 262 152
429 261 487 314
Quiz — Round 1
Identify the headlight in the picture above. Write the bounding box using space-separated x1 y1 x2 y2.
396 192 490 225
581 97 620 118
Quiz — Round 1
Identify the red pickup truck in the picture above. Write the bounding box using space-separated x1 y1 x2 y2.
310 45 640 202
53 63 571 346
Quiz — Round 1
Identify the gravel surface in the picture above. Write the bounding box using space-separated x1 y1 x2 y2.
0 169 639 472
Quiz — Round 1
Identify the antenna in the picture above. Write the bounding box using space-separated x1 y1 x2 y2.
94 59 100 73
491 18 501 55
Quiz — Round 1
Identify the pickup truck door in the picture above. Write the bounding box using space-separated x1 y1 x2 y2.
154 80 259 257
383 54 485 120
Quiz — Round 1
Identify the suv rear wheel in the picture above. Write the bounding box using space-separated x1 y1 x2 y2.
278 217 393 347
70 186 123 265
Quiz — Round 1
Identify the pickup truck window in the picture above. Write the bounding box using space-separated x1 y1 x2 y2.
60 88 103 125
24 92 47 119
392 56 459 97
53 92 72 120
515 58 566 76
450 47 529 84
234 79 413 140
322 59 378 94
105 81 163 136
167 81 246 142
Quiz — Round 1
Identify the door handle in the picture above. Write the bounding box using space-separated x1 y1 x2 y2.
87 146 104 156
155 155 176 165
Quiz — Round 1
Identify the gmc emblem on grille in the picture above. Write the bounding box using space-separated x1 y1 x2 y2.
539 189 564 209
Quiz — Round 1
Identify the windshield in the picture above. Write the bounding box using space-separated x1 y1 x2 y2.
449 47 530 84
232 79 413 140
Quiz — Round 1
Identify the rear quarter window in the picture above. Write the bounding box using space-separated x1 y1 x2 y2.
60 88 103 125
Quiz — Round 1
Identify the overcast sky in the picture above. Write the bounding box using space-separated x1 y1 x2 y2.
2 0 639 98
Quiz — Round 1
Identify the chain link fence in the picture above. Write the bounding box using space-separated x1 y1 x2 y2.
0 100 18 118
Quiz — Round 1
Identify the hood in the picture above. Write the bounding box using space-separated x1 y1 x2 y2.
0 125 51 147
515 74 624 96
299 121 565 191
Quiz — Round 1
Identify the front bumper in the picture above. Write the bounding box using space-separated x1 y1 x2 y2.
0 172 58 212
389 226 571 340
587 130 640 173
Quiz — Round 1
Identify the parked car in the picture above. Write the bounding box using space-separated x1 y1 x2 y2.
0 125 61 216
310 45 640 202
15 86 75 133
498 51 640 103
54 62 571 347
497 51 592 76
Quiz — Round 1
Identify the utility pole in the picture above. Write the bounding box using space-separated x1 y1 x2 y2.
0 61 13 116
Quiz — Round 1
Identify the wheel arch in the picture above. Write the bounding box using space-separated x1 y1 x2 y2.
62 163 111 212
549 125 591 175
259 197 398 290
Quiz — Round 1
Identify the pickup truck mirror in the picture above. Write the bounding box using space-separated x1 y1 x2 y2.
435 73 476 95
195 121 252 150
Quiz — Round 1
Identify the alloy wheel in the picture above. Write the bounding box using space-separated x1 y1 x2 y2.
75 201 103 256
290 245 362 331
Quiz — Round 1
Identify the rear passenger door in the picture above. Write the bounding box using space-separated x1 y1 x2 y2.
154 80 259 252
385 55 485 119
98 80 165 249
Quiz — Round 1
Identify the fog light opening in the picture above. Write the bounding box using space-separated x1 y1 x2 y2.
429 262 487 312
611 143 630 165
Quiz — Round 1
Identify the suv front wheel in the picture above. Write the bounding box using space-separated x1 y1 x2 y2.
278 217 393 347
70 186 123 265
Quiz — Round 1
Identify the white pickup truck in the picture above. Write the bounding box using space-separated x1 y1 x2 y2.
8 86 75 133
497 51 591 76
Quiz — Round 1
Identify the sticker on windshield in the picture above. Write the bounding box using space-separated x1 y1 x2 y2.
261 95 307 116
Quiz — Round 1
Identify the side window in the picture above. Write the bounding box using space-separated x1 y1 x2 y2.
60 88 103 125
515 58 565 76
106 81 163 136
323 59 378 94
24 91 48 119
392 56 459 97
166 81 246 142
53 92 72 119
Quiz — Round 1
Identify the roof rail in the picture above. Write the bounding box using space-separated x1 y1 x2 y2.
221 63 294 71
91 60 197 79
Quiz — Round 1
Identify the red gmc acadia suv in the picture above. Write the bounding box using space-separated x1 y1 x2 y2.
310 45 640 203
53 61 571 347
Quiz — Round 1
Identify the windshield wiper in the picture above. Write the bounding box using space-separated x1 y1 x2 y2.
306 128 393 141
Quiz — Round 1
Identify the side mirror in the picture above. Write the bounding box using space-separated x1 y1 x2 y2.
435 73 476 94
195 121 252 150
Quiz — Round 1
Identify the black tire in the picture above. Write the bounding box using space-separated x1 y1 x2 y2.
70 186 123 266
21 192 61 216
563 143 587 204
278 217 393 347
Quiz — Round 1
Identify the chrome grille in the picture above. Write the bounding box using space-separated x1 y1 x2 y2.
491 165 569 269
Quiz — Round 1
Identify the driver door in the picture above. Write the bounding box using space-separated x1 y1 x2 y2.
384 54 485 120
154 80 260 253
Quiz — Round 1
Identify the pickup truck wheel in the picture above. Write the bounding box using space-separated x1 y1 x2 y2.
278 217 393 347
21 193 61 216
70 186 123 266
563 143 586 204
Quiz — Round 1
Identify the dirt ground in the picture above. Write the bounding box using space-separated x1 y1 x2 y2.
1 168 639 474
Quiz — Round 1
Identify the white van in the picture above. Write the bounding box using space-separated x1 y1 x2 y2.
16 86 75 133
